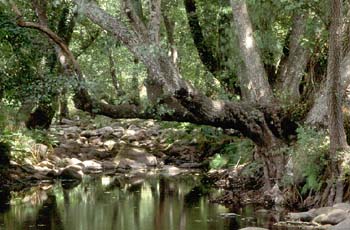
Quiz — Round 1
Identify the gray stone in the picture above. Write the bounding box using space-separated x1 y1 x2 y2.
116 146 157 166
66 158 82 166
61 118 75 125
81 130 98 137
331 218 350 230
60 166 83 180
104 140 117 150
239 228 268 230
82 160 102 171
178 162 202 168
96 126 114 137
101 161 117 170
288 211 315 222
313 209 348 225
333 203 350 212
117 159 147 170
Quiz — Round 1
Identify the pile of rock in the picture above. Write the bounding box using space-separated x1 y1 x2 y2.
277 203 350 230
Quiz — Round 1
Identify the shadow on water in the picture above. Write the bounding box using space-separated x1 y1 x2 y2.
0 173 285 230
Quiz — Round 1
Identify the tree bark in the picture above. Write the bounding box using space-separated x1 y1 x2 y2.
306 49 350 127
184 0 220 74
277 12 310 102
326 0 348 205
230 0 273 104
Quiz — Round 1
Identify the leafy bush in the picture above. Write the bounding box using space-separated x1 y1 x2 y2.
289 126 329 194
209 139 254 169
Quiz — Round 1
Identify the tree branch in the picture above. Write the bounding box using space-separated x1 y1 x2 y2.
184 0 220 74
121 0 148 40
148 0 161 44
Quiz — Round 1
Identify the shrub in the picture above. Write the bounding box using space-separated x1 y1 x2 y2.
288 126 329 194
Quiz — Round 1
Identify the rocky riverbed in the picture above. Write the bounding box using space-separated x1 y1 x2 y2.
5 118 214 186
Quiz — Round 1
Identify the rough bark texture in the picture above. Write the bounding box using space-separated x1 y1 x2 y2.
306 51 350 127
277 12 310 102
230 0 273 103
163 13 178 64
326 0 348 205
184 0 220 74
15 0 295 191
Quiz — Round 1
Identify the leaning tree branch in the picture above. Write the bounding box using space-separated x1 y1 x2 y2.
184 0 220 75
122 0 148 41
148 0 161 44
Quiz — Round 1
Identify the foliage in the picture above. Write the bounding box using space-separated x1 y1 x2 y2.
289 126 329 194
210 139 254 169
0 102 57 163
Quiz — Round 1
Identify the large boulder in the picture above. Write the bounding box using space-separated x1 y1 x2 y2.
331 218 350 230
313 209 349 225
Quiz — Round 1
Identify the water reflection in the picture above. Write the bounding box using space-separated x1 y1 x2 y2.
0 173 281 230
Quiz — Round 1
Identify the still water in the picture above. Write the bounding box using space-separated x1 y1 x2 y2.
0 172 281 230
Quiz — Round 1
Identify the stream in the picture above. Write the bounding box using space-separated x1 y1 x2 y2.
0 172 284 230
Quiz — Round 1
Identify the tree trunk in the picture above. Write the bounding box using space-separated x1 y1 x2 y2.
326 0 348 205
230 0 273 103
184 0 220 74
276 12 310 102
306 50 350 127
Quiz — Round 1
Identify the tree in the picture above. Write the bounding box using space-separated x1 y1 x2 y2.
325 0 348 205
5 0 350 199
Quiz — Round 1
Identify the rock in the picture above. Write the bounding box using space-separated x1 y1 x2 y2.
125 129 147 142
331 218 350 230
313 208 348 225
59 141 81 154
37 160 55 169
112 127 125 138
61 118 75 125
66 158 82 166
104 140 117 150
89 137 103 146
48 155 62 164
178 162 202 168
96 126 114 137
239 228 268 230
81 130 98 137
333 203 350 212
46 169 59 178
82 160 102 172
21 164 36 173
30 172 49 180
161 165 183 176
63 126 80 132
117 159 147 170
101 161 117 170
116 146 157 166
60 166 83 180
32 144 49 160
288 211 315 222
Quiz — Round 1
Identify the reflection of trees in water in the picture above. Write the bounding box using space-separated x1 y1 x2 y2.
0 188 10 214
28 193 63 230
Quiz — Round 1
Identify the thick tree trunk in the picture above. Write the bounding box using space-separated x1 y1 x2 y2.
20 0 293 192
230 0 273 103
276 12 309 102
306 50 350 127
326 0 348 205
